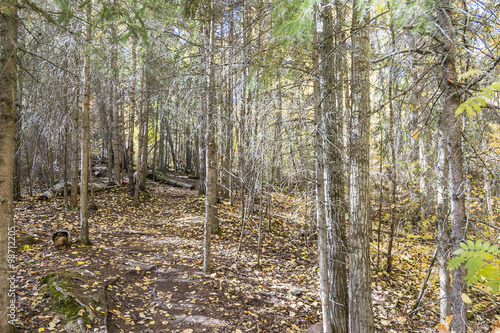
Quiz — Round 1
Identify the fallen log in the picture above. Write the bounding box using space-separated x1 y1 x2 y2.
146 172 195 190
38 183 70 201
38 182 120 200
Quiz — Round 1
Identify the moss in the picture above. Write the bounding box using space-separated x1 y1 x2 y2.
41 271 101 330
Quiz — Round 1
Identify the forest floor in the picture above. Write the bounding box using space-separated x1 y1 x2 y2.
13 174 495 332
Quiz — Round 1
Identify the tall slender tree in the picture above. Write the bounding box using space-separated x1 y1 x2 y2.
317 0 348 331
80 0 92 245
435 0 467 331
0 1 18 331
313 14 332 332
349 3 374 332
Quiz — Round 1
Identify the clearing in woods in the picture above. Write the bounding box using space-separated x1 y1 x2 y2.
15 175 442 332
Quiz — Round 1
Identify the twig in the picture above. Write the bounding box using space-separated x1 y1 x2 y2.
409 247 438 314
470 286 500 314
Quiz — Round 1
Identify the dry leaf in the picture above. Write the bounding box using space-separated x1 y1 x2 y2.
436 323 450 333
461 293 472 304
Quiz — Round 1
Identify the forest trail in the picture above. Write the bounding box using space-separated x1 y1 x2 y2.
13 176 479 333
14 177 322 332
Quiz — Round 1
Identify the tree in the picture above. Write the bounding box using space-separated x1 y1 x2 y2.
435 1 467 331
203 0 219 274
313 13 331 332
80 0 92 245
349 2 374 332
437 104 451 323
0 1 18 331
316 0 348 331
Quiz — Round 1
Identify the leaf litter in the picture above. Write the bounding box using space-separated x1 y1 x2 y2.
13 177 497 332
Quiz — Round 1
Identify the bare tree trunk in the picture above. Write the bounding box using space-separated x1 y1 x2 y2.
349 6 374 333
437 105 451 324
313 20 332 333
140 62 150 189
198 24 207 195
0 2 18 331
80 0 92 246
317 1 348 330
386 20 397 273
112 21 121 184
204 7 219 273
71 85 79 208
152 98 159 179
436 1 467 331
134 74 144 206
127 36 137 194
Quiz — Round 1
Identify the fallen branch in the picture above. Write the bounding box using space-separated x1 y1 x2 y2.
146 172 195 190
103 276 120 333
409 247 438 315
38 182 120 200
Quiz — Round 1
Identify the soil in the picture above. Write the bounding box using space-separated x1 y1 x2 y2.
14 174 321 332
13 173 492 332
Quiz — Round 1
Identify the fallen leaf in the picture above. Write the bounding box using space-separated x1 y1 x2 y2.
461 293 472 304
436 323 450 333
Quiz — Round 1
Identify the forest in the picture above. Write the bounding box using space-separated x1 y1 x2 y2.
1 0 500 332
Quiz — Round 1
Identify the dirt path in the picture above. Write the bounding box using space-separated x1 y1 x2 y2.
14 179 321 332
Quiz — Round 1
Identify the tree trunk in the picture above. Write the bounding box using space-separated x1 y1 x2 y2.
112 22 121 184
134 75 144 205
386 19 397 273
313 19 332 333
140 62 150 189
198 23 207 195
127 35 137 194
0 2 18 331
71 85 80 209
203 7 219 273
317 1 348 331
80 1 92 246
437 105 451 324
349 5 374 333
435 1 467 331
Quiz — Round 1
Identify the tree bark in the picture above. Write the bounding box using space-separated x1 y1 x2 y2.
198 24 207 195
127 35 137 194
313 18 332 333
80 0 92 246
349 5 374 333
386 18 397 273
111 18 121 184
435 1 467 331
437 104 451 324
0 1 18 331
71 66 80 209
204 6 219 273
317 1 348 331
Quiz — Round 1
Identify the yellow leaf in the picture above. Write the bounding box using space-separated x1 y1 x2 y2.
461 293 472 304
183 330 193 333
38 329 45 332
86 324 91 328
446 315 453 325
150 321 155 325
235 330 242 333
436 322 450 333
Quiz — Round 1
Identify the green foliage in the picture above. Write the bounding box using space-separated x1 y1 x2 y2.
455 70 500 117
448 239 500 294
